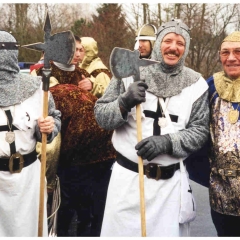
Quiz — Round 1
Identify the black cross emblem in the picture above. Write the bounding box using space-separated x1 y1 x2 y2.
143 100 179 135
143 101 162 135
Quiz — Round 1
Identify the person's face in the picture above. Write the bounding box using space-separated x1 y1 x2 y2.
220 42 240 79
138 40 152 58
71 41 85 65
160 33 185 66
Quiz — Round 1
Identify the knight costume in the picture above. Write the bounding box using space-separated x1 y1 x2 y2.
0 30 61 237
94 19 209 237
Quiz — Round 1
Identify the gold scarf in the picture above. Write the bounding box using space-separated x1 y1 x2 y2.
214 71 240 102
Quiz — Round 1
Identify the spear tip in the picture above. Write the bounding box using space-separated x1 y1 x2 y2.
43 12 51 33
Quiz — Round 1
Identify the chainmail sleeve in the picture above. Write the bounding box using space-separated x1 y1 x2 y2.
94 76 128 130
35 92 61 142
169 89 209 158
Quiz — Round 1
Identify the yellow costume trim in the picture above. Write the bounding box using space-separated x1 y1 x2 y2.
214 71 240 102
222 31 240 42
36 132 61 192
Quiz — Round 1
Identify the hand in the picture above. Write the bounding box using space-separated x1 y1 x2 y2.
135 135 172 161
78 74 93 91
38 116 54 135
118 81 148 112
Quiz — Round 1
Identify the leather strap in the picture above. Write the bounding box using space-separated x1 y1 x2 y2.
116 152 181 180
0 150 37 172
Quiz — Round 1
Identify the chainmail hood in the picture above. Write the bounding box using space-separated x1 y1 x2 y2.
0 31 41 107
141 19 201 98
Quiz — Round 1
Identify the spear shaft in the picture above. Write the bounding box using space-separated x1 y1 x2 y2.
38 69 51 236
136 104 146 237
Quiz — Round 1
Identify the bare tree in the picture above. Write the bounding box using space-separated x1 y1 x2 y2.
174 4 181 19
1 2 240 75
0 3 94 62
181 3 239 78
73 4 135 69
142 3 147 24
158 4 162 26
131 2 239 78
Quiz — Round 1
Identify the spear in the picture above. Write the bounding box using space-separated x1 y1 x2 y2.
22 12 75 236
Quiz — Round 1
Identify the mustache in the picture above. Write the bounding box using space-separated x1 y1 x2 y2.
164 50 180 57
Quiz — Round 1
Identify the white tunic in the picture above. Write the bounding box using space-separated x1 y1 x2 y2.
0 86 48 237
101 77 208 237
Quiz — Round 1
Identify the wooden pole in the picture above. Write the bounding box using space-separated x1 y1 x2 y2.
136 104 146 237
38 90 48 236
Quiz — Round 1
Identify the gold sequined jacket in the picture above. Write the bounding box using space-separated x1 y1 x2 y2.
208 72 240 216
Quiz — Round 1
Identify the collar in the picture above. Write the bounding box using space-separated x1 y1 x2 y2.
53 62 75 72
214 71 240 102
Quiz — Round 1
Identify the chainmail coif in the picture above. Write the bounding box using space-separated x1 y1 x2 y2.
0 31 41 107
141 21 202 98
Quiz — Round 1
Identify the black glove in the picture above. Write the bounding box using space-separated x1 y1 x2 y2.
118 82 148 112
135 134 172 161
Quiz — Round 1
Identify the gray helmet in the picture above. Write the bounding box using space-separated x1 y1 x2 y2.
157 19 190 37
134 24 157 50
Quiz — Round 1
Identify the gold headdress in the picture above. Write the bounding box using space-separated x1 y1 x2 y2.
222 31 240 43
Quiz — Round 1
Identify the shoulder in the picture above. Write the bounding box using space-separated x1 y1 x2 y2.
183 66 201 78
91 69 112 78
206 74 219 103
76 66 91 78
206 75 214 87
182 66 202 87
187 76 209 103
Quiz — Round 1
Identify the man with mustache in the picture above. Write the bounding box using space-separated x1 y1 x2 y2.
207 31 240 236
94 19 209 236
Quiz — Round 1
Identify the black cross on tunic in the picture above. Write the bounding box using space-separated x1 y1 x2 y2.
143 101 162 135
143 100 179 135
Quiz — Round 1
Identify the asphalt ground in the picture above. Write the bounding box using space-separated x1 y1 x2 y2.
189 180 218 237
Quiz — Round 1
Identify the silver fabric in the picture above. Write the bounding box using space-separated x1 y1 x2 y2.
141 20 201 98
0 31 41 107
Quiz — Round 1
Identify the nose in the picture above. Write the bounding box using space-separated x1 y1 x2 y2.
169 41 177 49
227 51 237 60
75 50 81 57
139 42 144 49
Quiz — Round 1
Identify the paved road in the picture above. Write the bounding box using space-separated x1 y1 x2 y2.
189 180 217 237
